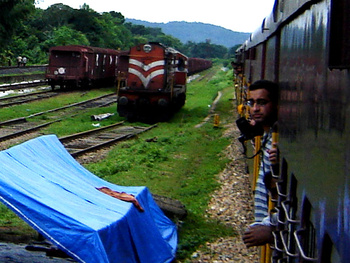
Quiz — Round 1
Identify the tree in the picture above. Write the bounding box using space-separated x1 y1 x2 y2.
43 26 90 48
42 3 75 28
183 41 228 59
109 11 125 24
154 35 183 51
96 12 133 49
228 44 241 58
68 7 103 46
0 0 35 51
132 35 149 46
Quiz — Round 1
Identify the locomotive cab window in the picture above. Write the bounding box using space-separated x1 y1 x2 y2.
177 58 185 71
328 0 350 69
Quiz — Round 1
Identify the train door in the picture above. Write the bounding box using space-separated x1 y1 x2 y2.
93 53 104 80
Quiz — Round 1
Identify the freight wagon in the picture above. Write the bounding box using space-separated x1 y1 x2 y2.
46 45 119 89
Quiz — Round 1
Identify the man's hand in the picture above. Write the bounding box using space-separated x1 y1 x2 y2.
267 142 279 163
243 225 274 247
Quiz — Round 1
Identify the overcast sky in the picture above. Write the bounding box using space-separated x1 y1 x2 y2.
35 0 276 33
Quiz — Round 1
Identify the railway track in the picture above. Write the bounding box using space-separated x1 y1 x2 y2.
0 65 47 91
0 93 118 144
0 80 48 92
0 90 59 108
0 65 46 72
59 122 157 157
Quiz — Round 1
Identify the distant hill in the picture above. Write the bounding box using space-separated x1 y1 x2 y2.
125 19 250 48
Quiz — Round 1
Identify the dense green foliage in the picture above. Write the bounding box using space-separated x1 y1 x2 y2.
0 2 236 66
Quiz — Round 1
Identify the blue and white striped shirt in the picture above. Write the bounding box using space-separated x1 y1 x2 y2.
254 132 271 223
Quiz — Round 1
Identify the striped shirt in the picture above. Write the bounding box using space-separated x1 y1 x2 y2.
254 131 272 223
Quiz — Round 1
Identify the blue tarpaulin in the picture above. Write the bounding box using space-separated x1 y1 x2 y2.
0 135 177 263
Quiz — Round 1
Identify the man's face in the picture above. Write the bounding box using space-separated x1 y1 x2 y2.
248 89 276 128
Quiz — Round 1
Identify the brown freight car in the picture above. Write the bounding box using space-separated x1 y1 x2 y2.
187 57 212 75
46 45 120 89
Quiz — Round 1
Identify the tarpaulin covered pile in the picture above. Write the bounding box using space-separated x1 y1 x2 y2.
0 135 177 263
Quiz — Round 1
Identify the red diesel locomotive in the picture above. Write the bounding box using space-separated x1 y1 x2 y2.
46 45 120 89
116 42 188 122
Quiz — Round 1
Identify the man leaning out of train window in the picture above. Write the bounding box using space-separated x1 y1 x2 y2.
241 80 279 248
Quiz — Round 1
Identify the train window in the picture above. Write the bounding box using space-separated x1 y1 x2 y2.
245 48 256 60
244 50 250 60
250 48 256 60
261 18 268 33
277 158 288 200
71 52 80 58
272 0 279 22
298 197 318 261
329 0 350 69
321 233 341 262
96 54 99 67
177 58 185 71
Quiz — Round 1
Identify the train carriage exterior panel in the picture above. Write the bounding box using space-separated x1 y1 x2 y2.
243 39 265 83
235 0 350 261
264 35 279 81
46 45 119 89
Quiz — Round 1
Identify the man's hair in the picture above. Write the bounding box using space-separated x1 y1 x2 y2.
249 80 279 104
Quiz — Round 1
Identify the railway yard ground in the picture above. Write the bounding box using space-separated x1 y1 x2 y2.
0 64 259 262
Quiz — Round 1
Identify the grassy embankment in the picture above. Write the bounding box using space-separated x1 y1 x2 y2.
0 64 238 260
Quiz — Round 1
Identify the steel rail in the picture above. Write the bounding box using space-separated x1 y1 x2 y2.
0 93 117 128
63 124 157 158
59 121 125 142
0 120 61 142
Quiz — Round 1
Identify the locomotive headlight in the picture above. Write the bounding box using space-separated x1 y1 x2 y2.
118 96 128 105
143 44 152 53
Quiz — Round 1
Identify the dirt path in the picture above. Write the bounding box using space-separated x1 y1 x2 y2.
189 123 259 262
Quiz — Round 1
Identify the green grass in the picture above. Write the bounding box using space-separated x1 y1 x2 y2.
0 64 238 259
0 71 44 78
0 87 116 122
40 105 125 136
85 66 237 259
